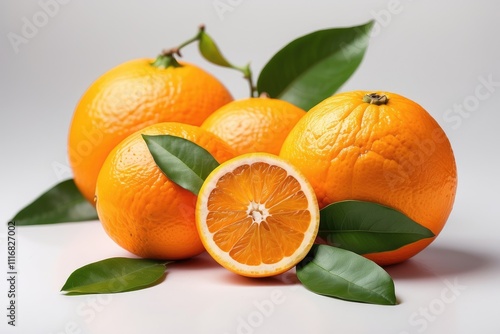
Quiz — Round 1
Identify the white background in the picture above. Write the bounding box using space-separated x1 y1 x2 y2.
1 0 499 333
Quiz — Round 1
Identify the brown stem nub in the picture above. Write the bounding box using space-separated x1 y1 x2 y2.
161 48 179 57
363 93 389 105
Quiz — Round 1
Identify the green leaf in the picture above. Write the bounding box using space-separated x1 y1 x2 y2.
11 179 97 226
198 30 234 68
319 200 435 254
197 30 254 97
257 21 374 110
61 257 167 295
296 244 396 305
142 134 220 195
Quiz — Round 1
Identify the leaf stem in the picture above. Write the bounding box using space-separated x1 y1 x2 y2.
240 64 257 97
174 24 206 57
151 25 205 69
154 24 258 97
197 25 256 97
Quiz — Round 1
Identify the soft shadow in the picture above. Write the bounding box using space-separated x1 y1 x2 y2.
169 253 302 287
219 269 301 287
385 245 495 280
168 252 222 271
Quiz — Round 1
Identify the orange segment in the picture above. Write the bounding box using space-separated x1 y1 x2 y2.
196 153 319 277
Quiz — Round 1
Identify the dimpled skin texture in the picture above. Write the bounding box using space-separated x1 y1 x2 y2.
201 97 306 155
280 91 457 266
68 59 233 204
95 122 235 260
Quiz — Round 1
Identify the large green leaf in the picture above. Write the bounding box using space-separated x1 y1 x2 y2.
257 21 373 110
319 200 434 254
142 134 220 195
296 244 396 305
11 178 97 225
61 257 167 295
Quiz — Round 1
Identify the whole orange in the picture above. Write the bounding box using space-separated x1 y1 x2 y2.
280 91 457 266
95 122 235 260
68 56 233 204
201 97 305 155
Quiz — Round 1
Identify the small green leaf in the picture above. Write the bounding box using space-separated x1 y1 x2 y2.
142 134 219 195
297 244 396 305
257 21 373 110
11 178 97 226
197 30 254 97
198 31 233 68
319 200 435 254
61 257 167 295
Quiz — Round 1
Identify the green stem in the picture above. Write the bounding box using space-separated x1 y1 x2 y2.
151 24 258 97
238 64 257 97
174 24 205 57
197 25 256 97
151 25 205 69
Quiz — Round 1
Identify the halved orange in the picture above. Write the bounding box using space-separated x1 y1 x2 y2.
196 153 319 277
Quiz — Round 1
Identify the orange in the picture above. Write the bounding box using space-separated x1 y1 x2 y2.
196 153 319 277
68 57 233 204
95 122 235 260
201 97 306 155
280 91 457 266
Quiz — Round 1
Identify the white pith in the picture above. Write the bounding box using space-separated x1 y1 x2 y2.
247 201 270 224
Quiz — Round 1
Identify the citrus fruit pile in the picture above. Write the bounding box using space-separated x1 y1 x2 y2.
63 26 456 286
